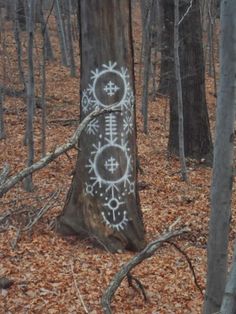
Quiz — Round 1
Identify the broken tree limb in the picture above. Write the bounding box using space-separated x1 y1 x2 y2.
101 227 189 314
0 106 115 198
0 163 10 185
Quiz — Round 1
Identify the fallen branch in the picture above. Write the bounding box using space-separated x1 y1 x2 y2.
0 163 10 185
167 241 203 295
23 189 60 231
0 106 115 198
101 227 189 314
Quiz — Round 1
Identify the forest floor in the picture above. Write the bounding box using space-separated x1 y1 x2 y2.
1 7 236 314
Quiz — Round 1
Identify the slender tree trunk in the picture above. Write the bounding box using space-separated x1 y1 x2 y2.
40 19 47 157
0 8 6 139
203 0 236 312
54 0 69 66
24 0 36 192
168 0 212 161
174 0 187 181
158 0 174 95
39 0 54 61
56 0 145 252
220 240 236 314
65 0 76 77
14 0 26 91
16 0 26 31
141 0 153 134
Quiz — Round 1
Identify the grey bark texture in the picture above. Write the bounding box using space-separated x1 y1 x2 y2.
220 240 236 314
173 0 187 181
24 0 36 192
54 0 69 66
203 0 236 313
167 0 213 161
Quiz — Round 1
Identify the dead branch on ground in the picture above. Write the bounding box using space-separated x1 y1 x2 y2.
101 227 189 314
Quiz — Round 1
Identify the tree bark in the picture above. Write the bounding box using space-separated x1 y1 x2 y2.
24 0 36 192
167 0 213 161
174 0 187 181
220 240 236 314
54 0 69 66
203 0 236 312
56 0 145 252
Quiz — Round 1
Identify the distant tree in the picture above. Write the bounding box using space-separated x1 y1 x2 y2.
54 0 69 66
16 0 26 31
166 0 213 161
0 7 6 140
56 0 145 252
203 0 236 313
24 0 36 192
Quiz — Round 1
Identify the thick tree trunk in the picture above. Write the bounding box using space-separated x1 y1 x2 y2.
56 0 145 252
168 0 213 161
203 0 236 312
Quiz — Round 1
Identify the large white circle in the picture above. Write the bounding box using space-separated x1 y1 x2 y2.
93 143 129 184
92 69 128 108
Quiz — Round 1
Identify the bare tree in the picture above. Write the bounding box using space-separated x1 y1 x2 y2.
65 0 76 77
0 7 6 139
203 0 236 312
54 0 69 66
24 0 36 192
173 0 187 181
13 0 26 91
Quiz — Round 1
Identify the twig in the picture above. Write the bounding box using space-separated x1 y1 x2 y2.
0 163 10 185
0 106 116 198
178 0 193 25
101 227 189 314
23 189 60 231
167 241 203 295
127 272 147 302
70 261 89 314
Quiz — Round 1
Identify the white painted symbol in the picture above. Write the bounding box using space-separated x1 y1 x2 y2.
86 143 130 186
104 81 120 96
102 210 128 231
88 61 130 109
105 114 117 142
123 115 133 135
105 157 119 173
83 62 136 231
86 119 99 135
81 89 91 113
85 183 94 196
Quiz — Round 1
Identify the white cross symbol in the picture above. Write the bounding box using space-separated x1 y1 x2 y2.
104 157 119 173
104 81 120 96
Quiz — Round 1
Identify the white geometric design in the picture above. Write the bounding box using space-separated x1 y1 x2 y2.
83 62 136 231
105 113 117 142
81 89 92 113
86 119 99 135
86 61 131 110
123 115 133 135
102 210 128 231
104 81 120 96
104 157 119 173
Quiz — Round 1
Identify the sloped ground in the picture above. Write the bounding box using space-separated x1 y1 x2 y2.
1 8 235 314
